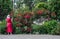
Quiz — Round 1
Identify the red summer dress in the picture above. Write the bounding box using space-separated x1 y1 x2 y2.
6 18 13 33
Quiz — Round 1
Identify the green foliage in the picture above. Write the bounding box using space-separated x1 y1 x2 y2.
51 23 60 35
0 20 6 34
39 20 60 35
15 27 21 34
43 0 60 20
35 2 46 9
0 0 12 21
39 26 48 34
0 0 60 35
12 21 16 34
0 20 60 35
32 24 40 32
44 20 57 33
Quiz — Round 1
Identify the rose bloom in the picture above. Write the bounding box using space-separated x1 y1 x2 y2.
24 14 31 19
37 10 43 15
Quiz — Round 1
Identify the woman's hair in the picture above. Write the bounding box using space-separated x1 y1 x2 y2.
7 14 11 18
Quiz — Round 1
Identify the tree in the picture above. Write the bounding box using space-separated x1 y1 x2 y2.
0 0 12 21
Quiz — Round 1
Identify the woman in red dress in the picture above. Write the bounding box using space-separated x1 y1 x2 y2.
6 15 13 34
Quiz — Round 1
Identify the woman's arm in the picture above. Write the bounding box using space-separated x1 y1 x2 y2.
11 17 13 22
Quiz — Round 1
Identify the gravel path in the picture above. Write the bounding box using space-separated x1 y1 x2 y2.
0 35 60 39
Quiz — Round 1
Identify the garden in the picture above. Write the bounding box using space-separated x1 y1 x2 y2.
0 0 60 35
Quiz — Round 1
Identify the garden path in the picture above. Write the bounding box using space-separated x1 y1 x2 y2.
0 35 60 39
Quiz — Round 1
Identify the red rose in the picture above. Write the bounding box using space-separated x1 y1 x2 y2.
24 14 31 19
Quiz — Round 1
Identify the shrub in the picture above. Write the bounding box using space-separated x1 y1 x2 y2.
39 20 59 34
14 27 22 34
32 24 41 34
51 23 60 35
1 26 6 34
39 26 48 34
